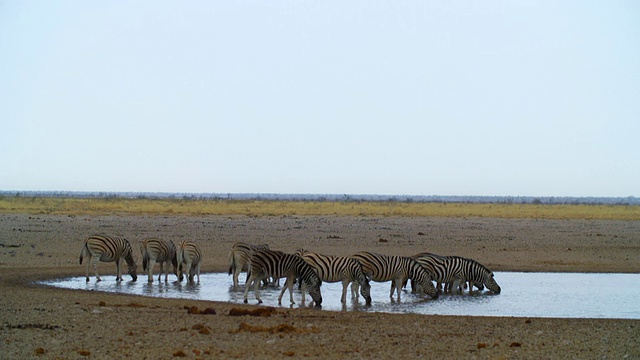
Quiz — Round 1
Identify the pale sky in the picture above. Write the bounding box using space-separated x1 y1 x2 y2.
1 1 639 197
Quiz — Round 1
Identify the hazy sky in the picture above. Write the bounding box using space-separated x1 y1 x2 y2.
1 1 639 197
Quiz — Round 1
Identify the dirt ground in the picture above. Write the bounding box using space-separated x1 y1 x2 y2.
1 213 639 359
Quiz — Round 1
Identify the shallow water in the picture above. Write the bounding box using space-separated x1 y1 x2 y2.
40 272 640 319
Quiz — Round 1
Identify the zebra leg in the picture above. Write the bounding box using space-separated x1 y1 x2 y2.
116 257 124 281
341 279 350 304
232 269 240 290
195 262 201 283
451 279 463 293
389 279 397 299
299 278 308 304
147 258 156 283
278 276 295 305
289 276 297 305
243 274 251 303
85 254 92 282
351 282 359 299
184 262 193 283
91 257 101 282
277 277 288 305
161 262 168 282
392 277 405 302
254 275 264 304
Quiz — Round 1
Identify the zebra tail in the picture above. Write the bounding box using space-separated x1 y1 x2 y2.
142 248 149 272
79 241 87 264
228 250 236 275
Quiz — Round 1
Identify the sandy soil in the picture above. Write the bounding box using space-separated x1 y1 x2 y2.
1 213 639 359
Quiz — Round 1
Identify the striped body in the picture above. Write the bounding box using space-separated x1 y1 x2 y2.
243 250 322 306
296 249 372 304
228 242 270 290
351 251 438 301
140 238 178 283
177 240 202 284
79 235 137 282
412 253 501 294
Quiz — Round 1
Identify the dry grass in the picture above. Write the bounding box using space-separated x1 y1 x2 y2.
0 196 638 220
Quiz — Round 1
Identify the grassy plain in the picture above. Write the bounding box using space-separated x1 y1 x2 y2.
0 196 638 220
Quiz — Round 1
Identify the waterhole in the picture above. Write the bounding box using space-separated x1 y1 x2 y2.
40 272 640 319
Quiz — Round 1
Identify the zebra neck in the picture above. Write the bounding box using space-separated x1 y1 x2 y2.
409 262 426 281
296 264 317 285
124 253 136 266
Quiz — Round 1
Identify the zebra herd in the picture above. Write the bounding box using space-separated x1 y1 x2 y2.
78 235 501 307
79 235 202 284
228 242 500 307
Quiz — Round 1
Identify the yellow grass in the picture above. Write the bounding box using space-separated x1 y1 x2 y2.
0 196 638 220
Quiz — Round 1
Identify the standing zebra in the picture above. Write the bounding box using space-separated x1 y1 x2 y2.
140 237 178 283
79 235 137 282
227 242 271 290
243 249 322 306
296 249 372 305
351 251 438 302
177 240 202 284
411 253 501 294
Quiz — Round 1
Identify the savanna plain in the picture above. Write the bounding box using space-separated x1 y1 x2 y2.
1 197 639 359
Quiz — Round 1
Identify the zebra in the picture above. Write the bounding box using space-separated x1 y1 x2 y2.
296 249 372 305
227 242 271 290
402 253 484 294
79 235 138 282
411 253 501 294
351 251 438 302
177 240 202 284
243 249 322 306
140 237 178 283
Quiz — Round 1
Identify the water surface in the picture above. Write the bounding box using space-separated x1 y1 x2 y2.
41 272 640 319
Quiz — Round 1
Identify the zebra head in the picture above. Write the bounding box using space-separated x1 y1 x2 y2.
307 279 322 307
126 257 137 282
416 277 438 299
124 244 138 282
359 276 372 305
300 263 323 307
409 260 439 299
485 273 501 294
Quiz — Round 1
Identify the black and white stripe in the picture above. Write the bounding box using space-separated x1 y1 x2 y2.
79 235 138 282
140 238 178 283
227 242 270 290
412 253 501 294
296 249 371 304
177 240 202 284
351 251 438 301
243 249 322 306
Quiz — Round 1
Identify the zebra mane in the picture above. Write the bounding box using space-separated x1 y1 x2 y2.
463 257 492 275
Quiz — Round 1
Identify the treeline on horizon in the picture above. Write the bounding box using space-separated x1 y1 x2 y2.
1 190 638 206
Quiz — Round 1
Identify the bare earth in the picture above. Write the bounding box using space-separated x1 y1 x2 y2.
1 214 639 359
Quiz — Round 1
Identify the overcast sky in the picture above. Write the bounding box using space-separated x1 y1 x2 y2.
1 1 638 197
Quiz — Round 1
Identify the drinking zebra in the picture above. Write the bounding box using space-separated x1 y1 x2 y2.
177 240 202 284
296 249 372 305
243 249 322 306
227 242 271 290
140 237 178 283
351 251 438 302
79 235 138 282
411 253 501 294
